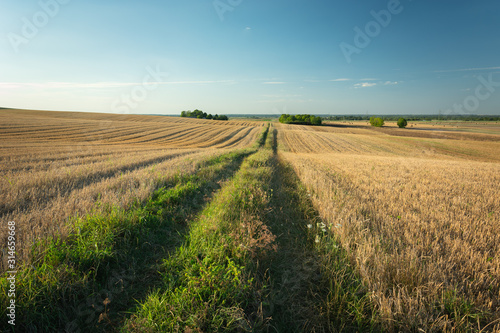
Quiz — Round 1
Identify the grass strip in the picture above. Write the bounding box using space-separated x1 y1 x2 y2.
124 148 276 332
124 127 381 332
254 154 377 332
0 149 254 332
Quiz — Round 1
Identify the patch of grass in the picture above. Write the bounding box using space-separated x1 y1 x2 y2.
124 140 276 332
0 149 253 332
259 155 379 332
254 123 270 148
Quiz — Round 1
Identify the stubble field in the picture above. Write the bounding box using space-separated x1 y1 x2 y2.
278 120 500 331
1 109 499 332
0 109 264 268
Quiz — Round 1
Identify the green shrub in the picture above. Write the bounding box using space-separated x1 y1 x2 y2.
279 114 322 126
369 116 384 127
180 110 228 120
397 118 408 128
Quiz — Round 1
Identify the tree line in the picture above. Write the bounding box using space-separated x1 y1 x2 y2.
323 115 500 121
370 116 408 128
180 109 228 121
279 114 322 126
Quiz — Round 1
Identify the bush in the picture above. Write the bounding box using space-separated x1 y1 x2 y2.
369 116 384 127
279 114 322 126
397 118 408 128
180 110 228 121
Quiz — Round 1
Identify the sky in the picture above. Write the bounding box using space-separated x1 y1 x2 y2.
1 0 500 116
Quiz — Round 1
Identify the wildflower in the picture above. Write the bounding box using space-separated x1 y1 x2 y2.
307 224 312 229
315 235 320 243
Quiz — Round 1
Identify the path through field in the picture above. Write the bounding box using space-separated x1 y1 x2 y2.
1 110 499 332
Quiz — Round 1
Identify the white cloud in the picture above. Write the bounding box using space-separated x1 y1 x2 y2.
329 78 351 82
383 81 399 85
354 82 377 88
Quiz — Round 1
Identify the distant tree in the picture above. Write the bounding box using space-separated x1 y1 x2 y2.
180 110 227 120
311 116 322 125
397 117 408 128
370 116 384 127
279 114 322 126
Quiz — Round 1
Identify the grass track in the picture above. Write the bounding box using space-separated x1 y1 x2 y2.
258 155 378 332
123 125 378 332
0 149 254 332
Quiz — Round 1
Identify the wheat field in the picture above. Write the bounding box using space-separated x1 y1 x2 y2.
0 109 263 269
2 109 500 331
277 121 500 331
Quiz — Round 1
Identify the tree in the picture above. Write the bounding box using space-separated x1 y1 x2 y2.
311 116 322 125
279 114 322 126
206 114 213 120
370 116 384 127
397 118 408 128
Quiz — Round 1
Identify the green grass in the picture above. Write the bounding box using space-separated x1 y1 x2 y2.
253 153 379 332
124 147 275 332
124 128 380 332
0 149 254 332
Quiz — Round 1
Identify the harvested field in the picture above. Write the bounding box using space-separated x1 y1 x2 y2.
277 122 500 162
278 121 500 331
0 109 263 269
2 110 499 332
0 109 263 149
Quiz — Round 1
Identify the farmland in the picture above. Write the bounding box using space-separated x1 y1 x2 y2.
278 120 500 331
1 109 499 332
0 109 264 268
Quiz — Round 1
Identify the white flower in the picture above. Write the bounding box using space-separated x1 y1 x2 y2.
307 224 312 229
315 235 320 243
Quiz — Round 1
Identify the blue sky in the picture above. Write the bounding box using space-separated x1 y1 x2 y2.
1 0 499 115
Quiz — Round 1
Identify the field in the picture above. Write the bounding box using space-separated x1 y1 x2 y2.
1 109 499 332
0 109 264 267
277 121 500 331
